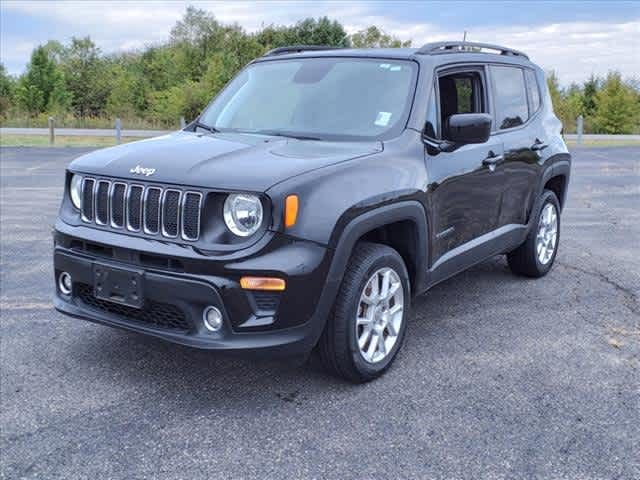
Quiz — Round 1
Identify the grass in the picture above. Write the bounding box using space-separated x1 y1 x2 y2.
0 134 142 147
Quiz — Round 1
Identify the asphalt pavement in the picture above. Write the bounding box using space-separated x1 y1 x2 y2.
1 146 638 479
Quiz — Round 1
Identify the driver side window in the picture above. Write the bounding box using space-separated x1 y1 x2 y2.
431 70 488 141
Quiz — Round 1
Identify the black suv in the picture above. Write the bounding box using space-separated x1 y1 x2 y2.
54 42 570 382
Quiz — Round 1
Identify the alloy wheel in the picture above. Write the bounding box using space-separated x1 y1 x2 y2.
355 267 405 363
536 203 558 265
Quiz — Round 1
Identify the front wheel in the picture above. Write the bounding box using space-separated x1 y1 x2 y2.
508 189 561 277
319 242 410 383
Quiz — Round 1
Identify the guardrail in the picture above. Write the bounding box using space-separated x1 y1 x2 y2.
0 127 172 139
564 134 640 142
2 126 639 145
1 116 184 145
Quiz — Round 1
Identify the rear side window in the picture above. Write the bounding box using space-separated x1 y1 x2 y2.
491 66 528 130
525 69 541 114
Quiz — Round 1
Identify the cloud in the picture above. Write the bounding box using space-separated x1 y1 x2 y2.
378 19 640 84
1 1 638 85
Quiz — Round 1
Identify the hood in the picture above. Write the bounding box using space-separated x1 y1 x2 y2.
69 131 382 192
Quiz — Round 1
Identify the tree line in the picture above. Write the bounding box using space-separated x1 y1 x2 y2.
547 71 639 134
0 6 638 133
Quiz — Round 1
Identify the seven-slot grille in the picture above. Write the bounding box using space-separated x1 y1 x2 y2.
80 178 203 241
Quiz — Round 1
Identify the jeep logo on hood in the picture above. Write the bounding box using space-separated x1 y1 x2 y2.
129 165 156 177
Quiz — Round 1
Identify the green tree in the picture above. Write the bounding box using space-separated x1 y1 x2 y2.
141 46 183 91
546 71 566 121
61 37 110 117
349 26 411 48
170 6 228 80
47 71 73 115
593 72 640 134
256 17 349 48
0 63 14 117
582 75 599 118
106 64 138 118
546 71 581 132
24 46 57 109
287 17 349 46
16 45 70 115
15 82 44 116
563 83 584 133
148 81 206 125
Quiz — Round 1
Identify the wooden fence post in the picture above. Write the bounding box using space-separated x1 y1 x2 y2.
48 117 55 145
115 118 122 144
576 115 584 145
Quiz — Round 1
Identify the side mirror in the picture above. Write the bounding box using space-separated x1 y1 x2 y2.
445 113 492 145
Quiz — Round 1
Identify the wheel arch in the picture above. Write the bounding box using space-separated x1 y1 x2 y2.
530 155 570 228
545 159 570 210
327 201 429 296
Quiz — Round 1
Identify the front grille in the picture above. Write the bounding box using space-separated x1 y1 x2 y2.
162 190 181 237
80 178 202 241
127 185 143 231
96 181 110 225
76 283 190 331
111 183 126 228
81 178 95 221
143 187 161 234
182 192 202 241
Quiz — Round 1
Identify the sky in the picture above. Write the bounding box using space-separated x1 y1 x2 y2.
1 0 639 85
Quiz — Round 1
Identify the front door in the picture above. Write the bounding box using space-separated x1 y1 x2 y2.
424 68 504 266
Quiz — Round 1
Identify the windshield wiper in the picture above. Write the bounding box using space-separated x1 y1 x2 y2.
252 130 322 141
190 120 220 134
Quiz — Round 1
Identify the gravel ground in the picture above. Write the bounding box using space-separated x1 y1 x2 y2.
1 146 639 479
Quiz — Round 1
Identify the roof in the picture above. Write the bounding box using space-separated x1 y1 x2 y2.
259 47 419 60
255 42 535 67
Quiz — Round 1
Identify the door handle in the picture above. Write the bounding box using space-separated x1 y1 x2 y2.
531 139 548 151
482 151 503 166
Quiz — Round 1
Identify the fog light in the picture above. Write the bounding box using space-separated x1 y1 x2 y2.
58 271 72 295
203 306 223 332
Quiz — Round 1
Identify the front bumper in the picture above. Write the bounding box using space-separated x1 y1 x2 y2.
53 221 338 358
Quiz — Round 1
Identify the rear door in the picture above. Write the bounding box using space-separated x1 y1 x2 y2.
424 66 505 264
489 65 542 226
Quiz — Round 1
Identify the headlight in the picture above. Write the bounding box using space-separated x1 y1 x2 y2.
70 174 82 209
223 193 263 237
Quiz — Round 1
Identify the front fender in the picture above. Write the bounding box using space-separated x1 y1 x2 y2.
326 201 429 291
266 130 427 245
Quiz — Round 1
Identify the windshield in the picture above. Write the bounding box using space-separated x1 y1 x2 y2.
199 57 418 141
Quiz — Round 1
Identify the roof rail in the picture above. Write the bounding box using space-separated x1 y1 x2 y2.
416 41 529 59
263 45 343 57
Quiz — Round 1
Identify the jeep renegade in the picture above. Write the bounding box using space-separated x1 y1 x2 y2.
53 42 571 382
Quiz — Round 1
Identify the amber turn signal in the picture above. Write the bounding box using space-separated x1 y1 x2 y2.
240 276 286 291
284 195 299 228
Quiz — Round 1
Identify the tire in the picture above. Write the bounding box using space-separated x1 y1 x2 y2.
319 242 411 383
507 189 561 277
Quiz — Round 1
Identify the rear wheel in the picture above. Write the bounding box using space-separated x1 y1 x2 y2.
508 190 560 277
319 242 410 383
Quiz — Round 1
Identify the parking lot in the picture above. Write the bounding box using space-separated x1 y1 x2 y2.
1 146 638 479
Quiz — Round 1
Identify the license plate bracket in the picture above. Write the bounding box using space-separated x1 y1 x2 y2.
93 263 144 309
